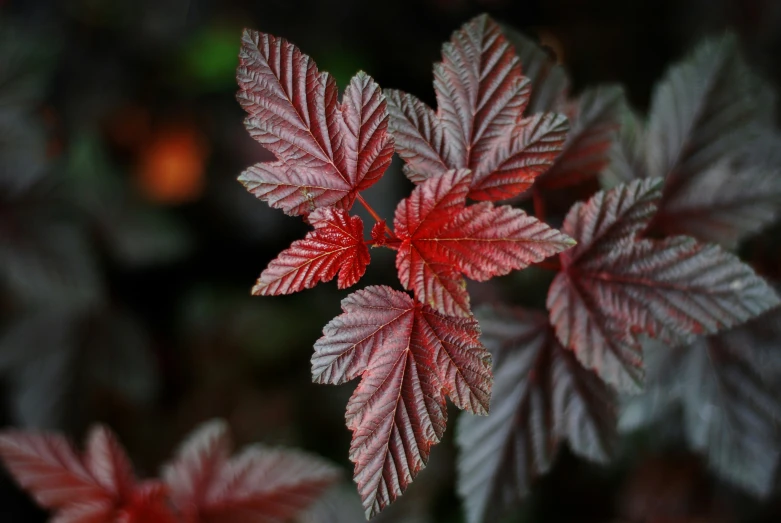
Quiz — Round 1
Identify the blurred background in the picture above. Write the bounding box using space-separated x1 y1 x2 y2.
1 0 780 521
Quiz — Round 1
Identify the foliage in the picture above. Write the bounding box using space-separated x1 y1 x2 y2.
0 419 340 523
229 13 781 521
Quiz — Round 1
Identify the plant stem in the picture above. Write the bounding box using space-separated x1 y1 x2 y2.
534 258 562 272
356 194 397 240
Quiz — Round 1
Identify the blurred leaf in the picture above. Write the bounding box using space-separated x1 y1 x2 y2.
0 308 159 430
620 308 781 497
0 21 56 108
457 305 616 523
0 109 47 191
0 183 102 308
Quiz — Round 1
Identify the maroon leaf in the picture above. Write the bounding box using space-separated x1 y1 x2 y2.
394 169 575 316
237 31 393 216
385 14 568 201
457 306 616 523
548 179 780 391
162 419 341 523
252 207 370 295
311 286 492 518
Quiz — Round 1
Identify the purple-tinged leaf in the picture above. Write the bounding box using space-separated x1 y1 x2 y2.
311 286 492 518
457 306 616 523
237 30 393 215
549 179 780 392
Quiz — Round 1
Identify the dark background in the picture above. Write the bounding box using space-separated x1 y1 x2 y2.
1 0 780 521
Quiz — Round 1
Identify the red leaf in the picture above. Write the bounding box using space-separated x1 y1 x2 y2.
0 432 108 510
370 219 387 247
548 179 780 392
237 31 393 216
162 419 341 523
385 14 568 201
311 286 492 518
252 207 370 295
457 306 616 523
83 426 136 499
0 425 179 523
394 170 575 316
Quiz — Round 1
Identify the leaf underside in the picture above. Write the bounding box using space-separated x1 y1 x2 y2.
311 286 492 518
457 306 616 523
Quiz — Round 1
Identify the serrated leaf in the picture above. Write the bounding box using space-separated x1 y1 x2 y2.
457 306 616 523
311 286 492 518
162 419 341 523
621 307 781 497
385 15 568 201
535 86 625 190
253 207 370 295
549 179 780 391
237 31 393 215
394 170 574 316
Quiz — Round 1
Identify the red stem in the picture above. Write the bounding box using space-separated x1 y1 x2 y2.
356 194 397 240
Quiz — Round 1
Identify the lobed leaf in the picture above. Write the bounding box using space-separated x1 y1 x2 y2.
237 31 393 215
385 14 568 201
550 179 780 391
457 306 616 523
162 419 341 523
253 207 370 295
394 170 575 316
311 286 492 518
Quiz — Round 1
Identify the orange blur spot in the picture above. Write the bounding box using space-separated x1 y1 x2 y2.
137 126 209 205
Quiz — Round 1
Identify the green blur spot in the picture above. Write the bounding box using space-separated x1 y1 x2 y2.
183 27 241 91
